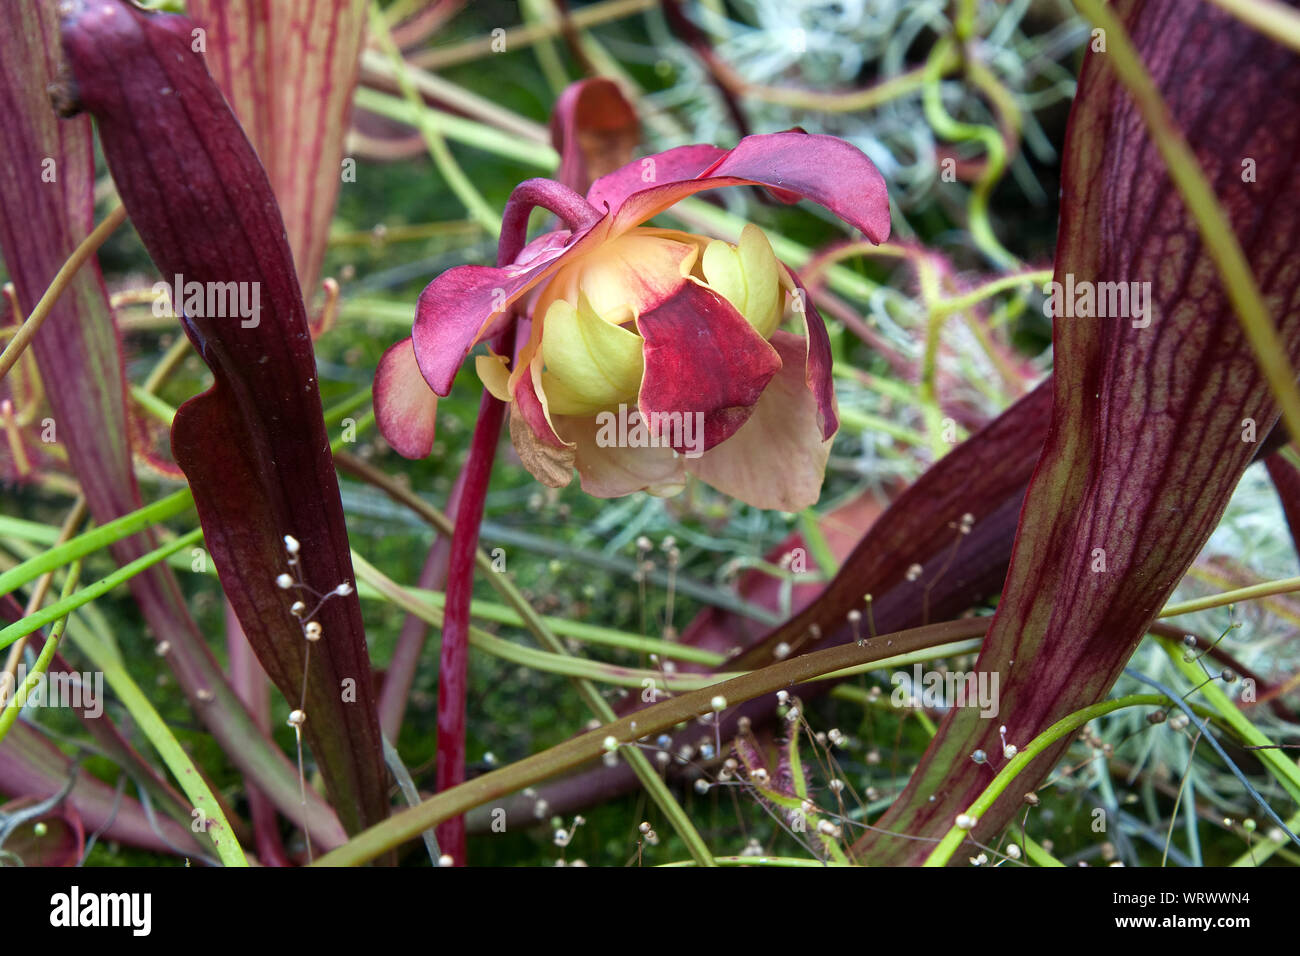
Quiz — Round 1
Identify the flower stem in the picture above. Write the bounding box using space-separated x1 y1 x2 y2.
434 390 506 865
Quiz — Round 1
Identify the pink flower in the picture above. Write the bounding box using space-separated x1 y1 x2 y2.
375 130 889 510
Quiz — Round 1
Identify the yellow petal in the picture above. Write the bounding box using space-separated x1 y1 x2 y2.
737 224 782 339
702 238 747 314
700 224 783 339
475 351 513 402
539 295 645 415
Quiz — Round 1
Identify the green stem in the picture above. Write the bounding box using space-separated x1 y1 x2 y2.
312 618 986 866
351 551 718 866
0 558 83 743
1159 636 1300 805
67 604 247 867
0 529 204 652
922 694 1170 867
366 4 503 236
0 489 195 601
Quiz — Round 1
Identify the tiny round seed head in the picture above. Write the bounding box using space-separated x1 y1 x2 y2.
276 573 294 590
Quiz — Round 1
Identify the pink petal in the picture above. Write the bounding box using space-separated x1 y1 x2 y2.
553 413 688 498
635 281 782 453
375 337 439 459
613 131 890 243
686 331 833 511
411 220 612 395
587 144 728 214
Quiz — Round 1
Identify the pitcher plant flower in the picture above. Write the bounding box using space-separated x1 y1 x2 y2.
376 130 889 511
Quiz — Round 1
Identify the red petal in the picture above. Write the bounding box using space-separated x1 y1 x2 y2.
785 268 839 440
635 281 781 453
410 221 610 395
686 331 833 510
550 78 640 194
612 131 891 243
587 144 728 214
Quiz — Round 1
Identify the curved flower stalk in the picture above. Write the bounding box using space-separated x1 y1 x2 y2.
376 130 891 511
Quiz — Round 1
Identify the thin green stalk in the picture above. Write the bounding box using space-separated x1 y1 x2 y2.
1159 575 1300 618
66 603 247 867
0 529 204 652
922 694 1171 867
312 618 987 866
797 510 839 576
367 4 502 236
921 37 1018 269
1159 636 1300 805
351 551 719 865
834 407 929 447
0 489 195 600
129 384 176 426
658 855 852 867
353 87 558 169
398 587 725 665
0 557 83 742
1232 808 1300 866
0 205 127 383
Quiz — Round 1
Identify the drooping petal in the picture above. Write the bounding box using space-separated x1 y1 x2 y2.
784 267 839 440
553 413 688 498
551 77 640 195
611 131 890 243
587 143 728 213
513 354 568 448
411 220 611 395
539 296 645 415
375 337 439 459
635 281 782 453
685 331 832 510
